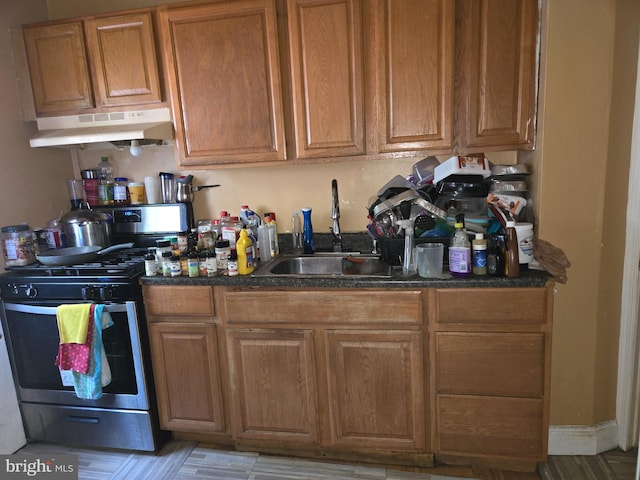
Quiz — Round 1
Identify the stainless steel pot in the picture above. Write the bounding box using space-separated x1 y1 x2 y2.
61 207 111 247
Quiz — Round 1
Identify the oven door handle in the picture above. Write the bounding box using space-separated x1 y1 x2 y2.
2 303 128 315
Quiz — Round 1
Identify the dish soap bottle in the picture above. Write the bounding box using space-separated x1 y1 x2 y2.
236 228 255 275
301 208 314 254
448 213 471 277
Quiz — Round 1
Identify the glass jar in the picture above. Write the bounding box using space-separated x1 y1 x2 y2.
188 251 199 277
169 254 181 277
98 179 114 205
161 251 172 277
206 250 217 277
155 239 171 274
144 253 157 276
113 177 130 204
1 224 36 267
215 240 231 274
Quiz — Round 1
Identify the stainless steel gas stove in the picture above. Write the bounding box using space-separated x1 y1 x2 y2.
0 204 187 451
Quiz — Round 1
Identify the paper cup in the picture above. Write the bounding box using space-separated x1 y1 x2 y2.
144 176 161 204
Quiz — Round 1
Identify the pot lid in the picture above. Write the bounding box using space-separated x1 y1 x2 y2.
61 208 109 225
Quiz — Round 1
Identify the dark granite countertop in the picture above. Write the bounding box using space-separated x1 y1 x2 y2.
140 268 552 288
140 233 553 289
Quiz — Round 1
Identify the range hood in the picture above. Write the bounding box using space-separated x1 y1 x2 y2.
29 107 173 148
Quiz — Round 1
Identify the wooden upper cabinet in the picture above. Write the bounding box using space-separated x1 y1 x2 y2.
85 12 162 108
285 0 365 159
455 0 538 152
160 0 287 166
24 22 94 114
24 12 162 116
375 0 454 153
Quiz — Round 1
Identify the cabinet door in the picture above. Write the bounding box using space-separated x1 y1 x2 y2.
456 0 538 151
161 0 286 166
227 329 319 443
23 22 94 114
325 330 426 451
149 323 226 433
376 0 454 152
86 12 162 107
286 0 365 159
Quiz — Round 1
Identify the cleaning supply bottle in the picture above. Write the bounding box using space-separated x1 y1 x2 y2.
236 228 255 275
301 208 314 254
472 233 487 276
397 219 416 275
264 213 279 258
505 221 520 277
448 213 471 277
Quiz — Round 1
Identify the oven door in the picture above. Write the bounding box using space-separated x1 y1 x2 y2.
1 301 149 411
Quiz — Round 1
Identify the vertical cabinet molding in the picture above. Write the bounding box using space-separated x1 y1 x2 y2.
160 0 287 166
455 0 538 151
285 0 365 159
375 0 454 152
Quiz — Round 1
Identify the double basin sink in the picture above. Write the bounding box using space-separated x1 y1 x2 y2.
253 252 393 278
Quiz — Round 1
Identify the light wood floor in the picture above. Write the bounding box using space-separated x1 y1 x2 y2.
16 440 638 480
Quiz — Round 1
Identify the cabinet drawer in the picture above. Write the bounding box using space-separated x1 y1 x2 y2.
437 394 543 460
436 332 545 397
143 285 214 317
223 289 423 325
434 288 547 324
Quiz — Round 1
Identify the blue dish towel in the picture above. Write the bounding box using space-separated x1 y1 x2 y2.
71 304 113 400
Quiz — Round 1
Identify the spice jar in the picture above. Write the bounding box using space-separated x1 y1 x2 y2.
215 240 231 274
144 253 157 276
206 250 217 277
161 251 172 277
169 254 181 277
188 251 199 277
2 224 36 267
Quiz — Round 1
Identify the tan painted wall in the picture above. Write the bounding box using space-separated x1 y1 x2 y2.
5 0 636 427
0 0 75 271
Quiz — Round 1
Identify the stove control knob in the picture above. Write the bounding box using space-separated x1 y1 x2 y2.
81 286 96 300
99 287 113 301
25 285 38 298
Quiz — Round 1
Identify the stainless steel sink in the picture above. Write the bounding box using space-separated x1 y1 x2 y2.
253 253 393 278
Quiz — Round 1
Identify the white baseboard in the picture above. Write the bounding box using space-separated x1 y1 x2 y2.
548 420 619 455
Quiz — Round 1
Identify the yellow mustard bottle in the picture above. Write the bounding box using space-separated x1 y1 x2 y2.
236 228 255 275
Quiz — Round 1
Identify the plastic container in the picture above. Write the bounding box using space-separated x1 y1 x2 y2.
236 229 255 275
291 211 303 251
2 224 37 267
448 214 471 277
257 223 271 263
155 239 172 274
264 214 279 258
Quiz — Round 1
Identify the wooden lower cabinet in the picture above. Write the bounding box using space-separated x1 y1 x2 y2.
149 323 226 433
143 285 227 434
142 283 553 471
326 330 425 450
227 328 319 443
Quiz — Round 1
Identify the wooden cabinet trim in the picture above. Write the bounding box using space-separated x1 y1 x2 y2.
433 287 547 324
142 285 214 317
435 332 545 397
222 288 424 325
